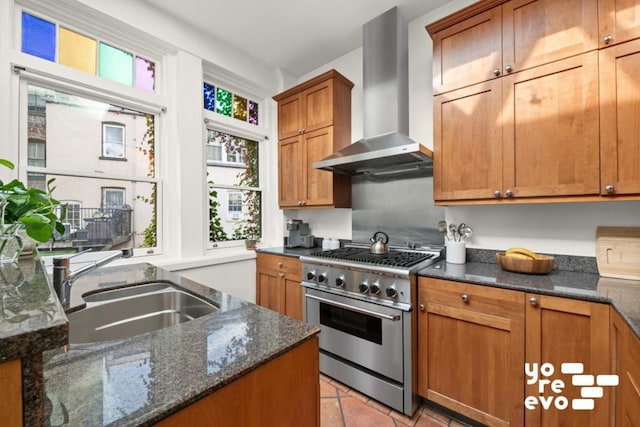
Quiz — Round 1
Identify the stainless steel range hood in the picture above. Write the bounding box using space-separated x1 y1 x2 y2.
314 7 433 176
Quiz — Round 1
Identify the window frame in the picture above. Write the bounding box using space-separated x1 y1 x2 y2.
101 186 126 208
102 122 126 160
227 190 243 220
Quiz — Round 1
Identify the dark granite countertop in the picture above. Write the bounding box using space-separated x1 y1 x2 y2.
418 260 640 339
1 260 318 427
256 246 321 258
0 258 68 362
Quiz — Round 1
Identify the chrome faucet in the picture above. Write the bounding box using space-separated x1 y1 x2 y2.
52 248 133 310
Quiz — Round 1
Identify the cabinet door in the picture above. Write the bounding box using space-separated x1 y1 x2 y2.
432 6 502 95
303 127 335 206
418 278 525 426
0 359 22 427
284 275 303 321
612 310 640 426
278 136 304 208
277 93 302 140
302 79 334 133
599 0 640 47
434 80 503 201
525 294 610 427
502 52 600 198
502 0 598 74
600 39 640 196
256 268 285 313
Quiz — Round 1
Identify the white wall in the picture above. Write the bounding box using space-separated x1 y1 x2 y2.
288 0 640 257
170 259 256 302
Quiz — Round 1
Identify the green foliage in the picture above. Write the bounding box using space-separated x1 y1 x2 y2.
136 114 157 247
0 159 65 242
208 181 228 241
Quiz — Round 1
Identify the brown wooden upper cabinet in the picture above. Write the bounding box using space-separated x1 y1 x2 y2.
430 0 599 96
273 70 353 209
599 0 640 48
429 0 640 203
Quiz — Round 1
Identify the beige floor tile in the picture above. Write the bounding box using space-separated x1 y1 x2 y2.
421 407 451 424
321 397 344 427
390 407 423 426
320 379 339 398
341 396 396 427
365 398 392 415
414 414 449 427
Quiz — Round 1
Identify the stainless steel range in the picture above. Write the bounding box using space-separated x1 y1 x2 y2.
300 243 442 416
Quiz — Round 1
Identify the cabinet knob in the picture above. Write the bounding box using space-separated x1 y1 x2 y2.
505 64 513 73
277 262 283 267
493 68 501 76
529 297 538 306
605 185 615 194
461 294 469 303
301 200 306 206
301 128 306 134
494 190 501 198
279 273 285 278
603 34 613 44
419 304 425 311
297 201 303 206
505 189 514 197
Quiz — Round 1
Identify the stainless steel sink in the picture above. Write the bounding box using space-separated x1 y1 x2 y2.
67 283 218 344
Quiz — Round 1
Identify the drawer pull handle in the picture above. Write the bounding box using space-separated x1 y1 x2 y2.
461 294 469 303
529 297 538 306
603 35 613 44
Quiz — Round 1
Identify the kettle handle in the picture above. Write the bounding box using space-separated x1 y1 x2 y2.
372 231 389 244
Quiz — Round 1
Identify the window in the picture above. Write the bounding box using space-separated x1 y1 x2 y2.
102 187 126 208
62 201 82 231
102 123 125 159
28 140 46 167
206 129 261 243
203 82 259 126
228 191 243 219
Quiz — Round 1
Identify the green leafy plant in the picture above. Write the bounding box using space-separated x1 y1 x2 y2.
0 159 66 242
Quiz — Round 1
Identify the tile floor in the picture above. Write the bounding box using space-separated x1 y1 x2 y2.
320 374 475 427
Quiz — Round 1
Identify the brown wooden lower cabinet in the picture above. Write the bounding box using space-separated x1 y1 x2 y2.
156 337 319 426
418 278 614 427
256 253 303 320
611 309 640 426
418 277 525 427
0 358 22 427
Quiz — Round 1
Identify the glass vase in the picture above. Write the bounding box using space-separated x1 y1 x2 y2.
0 224 24 264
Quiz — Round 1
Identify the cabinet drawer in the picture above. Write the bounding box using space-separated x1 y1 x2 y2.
256 253 301 277
419 277 524 321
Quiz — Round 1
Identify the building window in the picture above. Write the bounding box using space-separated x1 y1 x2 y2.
206 129 261 243
62 201 82 231
203 82 259 126
102 187 126 208
28 140 46 167
228 191 243 220
103 123 126 159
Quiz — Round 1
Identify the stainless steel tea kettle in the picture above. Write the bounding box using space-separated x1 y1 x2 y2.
370 231 389 254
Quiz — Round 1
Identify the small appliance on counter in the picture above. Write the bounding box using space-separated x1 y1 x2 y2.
286 219 315 248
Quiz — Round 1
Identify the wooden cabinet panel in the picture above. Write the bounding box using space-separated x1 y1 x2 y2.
418 278 525 427
612 309 640 426
303 79 334 133
502 0 598 74
304 127 335 207
278 136 304 208
256 253 302 320
432 6 502 95
525 294 610 427
600 38 640 196
0 358 22 427
158 337 319 427
502 52 600 198
434 79 503 201
277 94 303 140
599 0 640 47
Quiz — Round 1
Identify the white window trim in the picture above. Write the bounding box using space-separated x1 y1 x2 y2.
227 191 243 219
102 123 126 159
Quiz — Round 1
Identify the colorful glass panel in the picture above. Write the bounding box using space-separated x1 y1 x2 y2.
59 27 96 74
204 83 216 111
135 56 155 92
248 101 259 126
233 95 248 121
99 42 133 86
21 12 56 62
216 88 232 117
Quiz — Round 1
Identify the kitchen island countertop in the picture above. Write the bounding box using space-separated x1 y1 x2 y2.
1 260 319 426
418 260 640 339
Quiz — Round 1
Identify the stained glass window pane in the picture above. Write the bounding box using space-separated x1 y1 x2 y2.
135 56 155 92
59 27 96 74
216 88 232 117
21 12 56 62
248 101 259 126
233 95 247 121
99 42 133 86
204 83 216 112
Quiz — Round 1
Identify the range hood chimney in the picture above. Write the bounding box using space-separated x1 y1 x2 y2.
314 7 433 176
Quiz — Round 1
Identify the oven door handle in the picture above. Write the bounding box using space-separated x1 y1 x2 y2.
305 294 401 321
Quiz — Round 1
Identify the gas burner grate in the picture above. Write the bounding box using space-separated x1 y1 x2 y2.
311 248 436 268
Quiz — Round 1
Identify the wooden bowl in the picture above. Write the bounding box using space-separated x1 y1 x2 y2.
496 252 554 275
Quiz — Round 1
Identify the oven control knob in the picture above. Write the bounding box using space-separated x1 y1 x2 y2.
358 282 369 293
386 286 398 298
335 276 345 287
318 273 327 283
370 283 381 295
306 271 316 281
